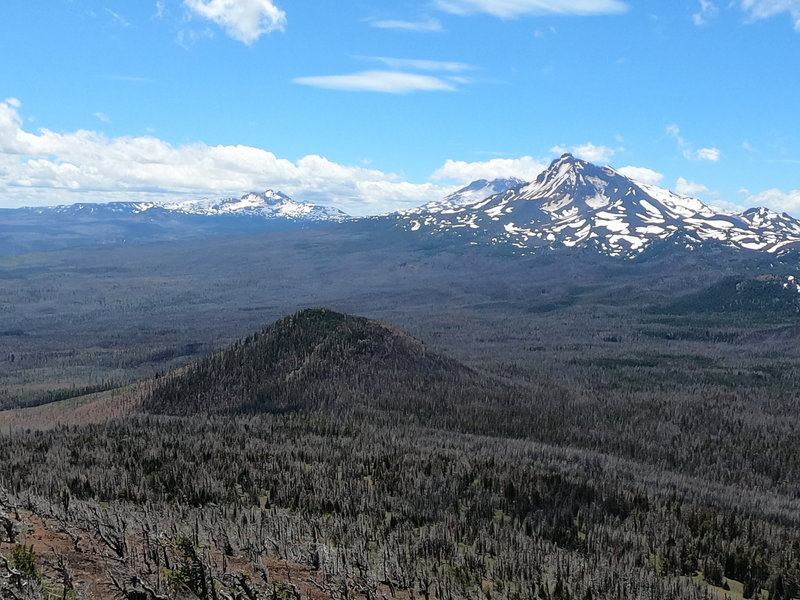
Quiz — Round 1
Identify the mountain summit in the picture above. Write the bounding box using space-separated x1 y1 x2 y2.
154 190 348 221
396 154 800 258
0 190 349 254
141 308 509 417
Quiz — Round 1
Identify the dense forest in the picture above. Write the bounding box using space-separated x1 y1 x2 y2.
1 232 800 599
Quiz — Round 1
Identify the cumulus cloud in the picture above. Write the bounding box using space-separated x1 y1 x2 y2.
433 0 628 17
184 0 286 44
551 143 616 163
667 125 721 162
293 71 457 93
369 18 443 31
431 156 547 183
675 177 712 196
740 0 800 30
0 99 447 216
616 166 665 186
744 188 800 214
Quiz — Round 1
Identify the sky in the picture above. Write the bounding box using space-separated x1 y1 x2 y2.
1 0 800 216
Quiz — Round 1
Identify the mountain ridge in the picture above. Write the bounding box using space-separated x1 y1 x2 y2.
391 154 800 258
14 189 349 221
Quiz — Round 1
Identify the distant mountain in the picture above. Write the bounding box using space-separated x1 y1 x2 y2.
0 191 348 254
438 177 525 207
390 154 800 258
141 308 512 417
19 190 348 221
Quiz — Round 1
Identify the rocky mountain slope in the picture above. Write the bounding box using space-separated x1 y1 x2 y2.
393 154 800 258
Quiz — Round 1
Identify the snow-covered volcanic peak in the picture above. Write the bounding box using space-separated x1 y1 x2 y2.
159 190 348 220
398 153 800 258
399 177 524 218
443 178 525 206
25 191 348 221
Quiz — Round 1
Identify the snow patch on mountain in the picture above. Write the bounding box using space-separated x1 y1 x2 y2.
392 154 800 258
20 191 349 222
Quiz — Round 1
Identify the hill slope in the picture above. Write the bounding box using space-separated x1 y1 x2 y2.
141 308 513 417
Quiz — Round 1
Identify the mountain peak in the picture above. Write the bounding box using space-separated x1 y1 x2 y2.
140 308 498 416
393 155 800 258
161 190 348 220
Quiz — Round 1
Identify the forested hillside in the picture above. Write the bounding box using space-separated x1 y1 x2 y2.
1 230 800 599
140 308 512 417
2 305 800 599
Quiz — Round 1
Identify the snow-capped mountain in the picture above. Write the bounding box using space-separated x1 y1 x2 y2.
0 191 349 254
157 190 348 220
394 154 800 258
441 178 525 207
27 190 348 222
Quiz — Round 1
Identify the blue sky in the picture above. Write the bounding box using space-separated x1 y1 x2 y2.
1 0 799 216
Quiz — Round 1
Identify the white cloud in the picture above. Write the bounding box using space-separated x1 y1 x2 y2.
155 1 167 19
740 0 800 30
744 188 800 214
696 147 721 162
667 125 721 161
0 99 447 216
293 71 457 93
370 57 474 72
431 156 547 183
94 112 111 123
434 0 628 18
370 18 443 31
616 166 665 186
742 140 759 153
675 177 712 196
184 0 286 44
105 8 131 27
693 0 719 25
551 142 616 163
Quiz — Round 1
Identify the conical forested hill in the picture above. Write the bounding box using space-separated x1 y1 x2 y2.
141 308 515 417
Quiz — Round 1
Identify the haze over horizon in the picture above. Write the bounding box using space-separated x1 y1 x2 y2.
2 0 799 216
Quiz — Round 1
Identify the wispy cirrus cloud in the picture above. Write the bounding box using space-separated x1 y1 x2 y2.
104 8 131 27
667 125 721 162
368 57 475 72
293 71 457 93
369 17 443 31
433 0 628 18
693 0 719 25
740 0 800 30
183 0 286 44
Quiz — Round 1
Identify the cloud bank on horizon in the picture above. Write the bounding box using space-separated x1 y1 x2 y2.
1 0 800 216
